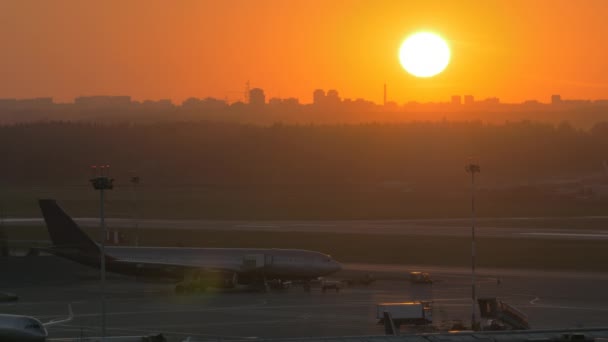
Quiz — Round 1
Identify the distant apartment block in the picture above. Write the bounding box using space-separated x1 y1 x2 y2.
551 94 562 105
312 89 342 106
464 95 474 105
326 89 341 105
249 88 265 105
313 89 325 105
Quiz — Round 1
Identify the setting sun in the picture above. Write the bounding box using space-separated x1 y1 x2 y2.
399 32 450 78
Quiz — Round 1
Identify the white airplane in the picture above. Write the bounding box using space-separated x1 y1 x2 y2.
38 199 342 292
0 305 72 342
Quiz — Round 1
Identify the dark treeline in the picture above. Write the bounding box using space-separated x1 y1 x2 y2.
1 120 608 218
1 120 607 187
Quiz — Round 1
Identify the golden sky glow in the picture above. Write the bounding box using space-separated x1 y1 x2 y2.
1 0 608 104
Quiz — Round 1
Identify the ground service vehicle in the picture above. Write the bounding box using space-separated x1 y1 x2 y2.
409 271 433 284
321 280 343 292
376 301 433 327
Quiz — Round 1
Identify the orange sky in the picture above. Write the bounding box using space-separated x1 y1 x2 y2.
1 0 608 104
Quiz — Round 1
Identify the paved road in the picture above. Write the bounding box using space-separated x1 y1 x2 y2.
6 217 608 240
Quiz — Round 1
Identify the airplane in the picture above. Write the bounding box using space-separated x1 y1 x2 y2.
0 305 72 342
38 199 342 293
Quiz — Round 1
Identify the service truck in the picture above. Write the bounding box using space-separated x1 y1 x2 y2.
321 280 343 292
409 271 433 284
376 301 432 327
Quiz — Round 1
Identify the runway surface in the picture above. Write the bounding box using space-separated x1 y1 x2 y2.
6 216 608 240
1 256 608 341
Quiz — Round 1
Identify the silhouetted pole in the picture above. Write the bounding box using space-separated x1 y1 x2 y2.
90 165 114 340
383 83 387 106
0 191 7 257
130 175 140 247
465 162 480 330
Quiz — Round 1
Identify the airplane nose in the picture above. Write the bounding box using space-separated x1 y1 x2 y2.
332 261 342 273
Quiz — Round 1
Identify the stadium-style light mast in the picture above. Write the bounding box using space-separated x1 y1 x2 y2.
465 160 480 330
130 174 140 247
90 165 114 340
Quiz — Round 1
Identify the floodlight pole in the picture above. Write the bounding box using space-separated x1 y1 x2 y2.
130 176 140 247
0 191 7 257
90 165 114 340
466 163 480 330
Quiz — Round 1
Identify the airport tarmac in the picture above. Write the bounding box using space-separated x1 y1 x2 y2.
6 216 608 240
2 257 608 341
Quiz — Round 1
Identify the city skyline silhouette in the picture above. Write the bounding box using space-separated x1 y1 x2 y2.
2 86 608 128
2 85 607 107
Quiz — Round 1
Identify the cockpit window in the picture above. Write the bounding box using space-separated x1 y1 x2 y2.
25 323 42 330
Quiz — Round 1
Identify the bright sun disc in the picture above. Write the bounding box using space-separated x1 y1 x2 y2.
399 32 450 78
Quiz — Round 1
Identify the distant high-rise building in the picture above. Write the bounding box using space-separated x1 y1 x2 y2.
464 95 474 105
451 95 462 105
326 89 341 105
249 88 265 106
313 89 325 105
551 94 562 105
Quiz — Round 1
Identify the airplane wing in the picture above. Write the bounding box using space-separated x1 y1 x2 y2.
43 304 73 327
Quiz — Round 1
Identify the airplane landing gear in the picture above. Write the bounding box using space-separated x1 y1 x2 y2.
250 277 270 292
175 281 208 294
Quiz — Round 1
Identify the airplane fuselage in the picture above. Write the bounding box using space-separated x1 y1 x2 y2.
48 246 342 283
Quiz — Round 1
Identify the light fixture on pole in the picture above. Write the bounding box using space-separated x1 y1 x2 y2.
130 174 140 247
90 164 114 340
465 160 480 330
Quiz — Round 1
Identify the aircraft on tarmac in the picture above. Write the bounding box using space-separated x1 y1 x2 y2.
0 305 72 342
38 199 342 293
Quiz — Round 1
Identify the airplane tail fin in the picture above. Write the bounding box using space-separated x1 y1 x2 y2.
38 199 99 254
